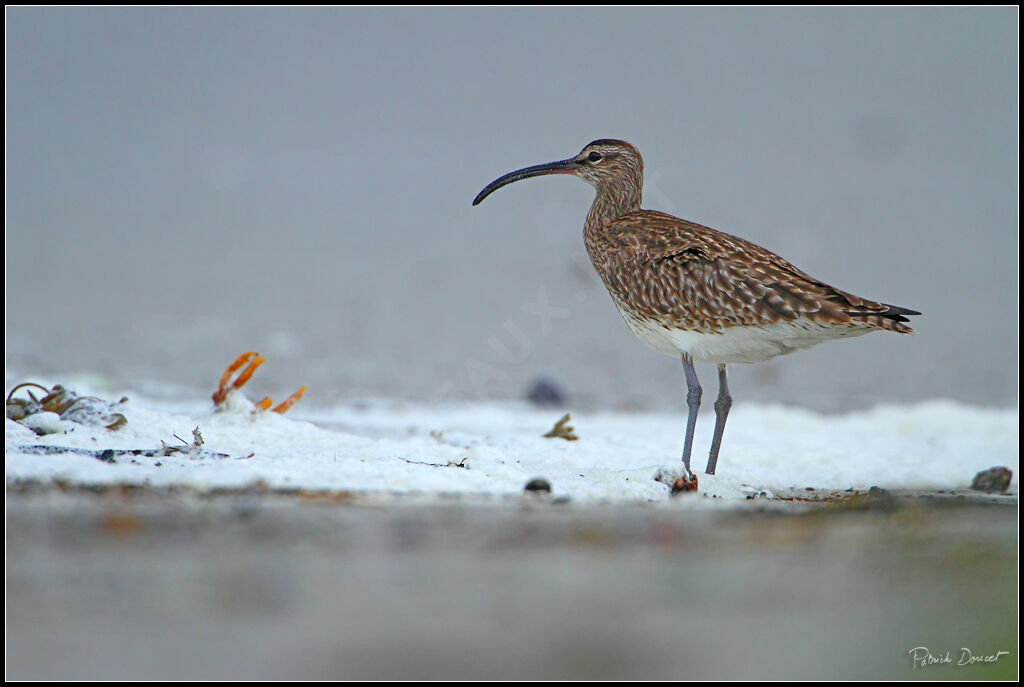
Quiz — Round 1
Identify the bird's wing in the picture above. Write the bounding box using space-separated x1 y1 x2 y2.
593 211 916 333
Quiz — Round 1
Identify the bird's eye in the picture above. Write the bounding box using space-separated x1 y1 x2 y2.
588 152 603 162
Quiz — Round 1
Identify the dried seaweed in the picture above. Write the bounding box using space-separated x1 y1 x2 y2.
542 413 578 441
6 383 127 432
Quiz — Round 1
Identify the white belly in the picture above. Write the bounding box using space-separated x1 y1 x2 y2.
618 310 873 364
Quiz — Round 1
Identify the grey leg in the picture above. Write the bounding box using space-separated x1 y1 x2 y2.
705 364 732 475
680 354 702 478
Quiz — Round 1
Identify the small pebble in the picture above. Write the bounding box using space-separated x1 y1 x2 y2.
525 377 567 406
865 485 898 511
524 477 552 493
970 467 1013 493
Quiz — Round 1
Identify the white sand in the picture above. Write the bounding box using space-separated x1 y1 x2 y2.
5 378 1017 502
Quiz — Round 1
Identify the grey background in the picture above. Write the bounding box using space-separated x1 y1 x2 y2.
6 7 1018 411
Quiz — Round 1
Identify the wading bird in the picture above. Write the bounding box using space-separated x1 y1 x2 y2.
473 139 918 488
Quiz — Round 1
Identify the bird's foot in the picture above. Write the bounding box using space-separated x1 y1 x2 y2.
654 467 699 495
212 351 306 414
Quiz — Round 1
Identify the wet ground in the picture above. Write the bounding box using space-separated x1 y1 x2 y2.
5 484 1018 680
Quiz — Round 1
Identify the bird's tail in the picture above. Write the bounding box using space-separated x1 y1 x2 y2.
849 303 920 334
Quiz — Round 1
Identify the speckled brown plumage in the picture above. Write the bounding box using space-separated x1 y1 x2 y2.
566 139 919 343
585 209 916 336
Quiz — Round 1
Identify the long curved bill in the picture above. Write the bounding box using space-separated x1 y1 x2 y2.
472 158 579 206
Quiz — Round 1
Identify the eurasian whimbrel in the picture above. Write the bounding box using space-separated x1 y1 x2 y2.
473 139 919 483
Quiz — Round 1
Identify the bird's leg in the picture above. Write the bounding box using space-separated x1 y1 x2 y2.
680 354 702 479
705 364 732 475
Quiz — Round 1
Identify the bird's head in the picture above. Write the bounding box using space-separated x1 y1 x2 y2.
472 139 643 205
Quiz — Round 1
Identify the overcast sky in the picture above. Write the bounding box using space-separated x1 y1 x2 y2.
6 7 1018 410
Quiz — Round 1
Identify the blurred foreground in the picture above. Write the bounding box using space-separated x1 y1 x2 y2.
6 487 1017 680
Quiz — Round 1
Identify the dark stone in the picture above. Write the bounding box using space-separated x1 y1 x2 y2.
97 449 117 464
524 477 552 493
865 486 898 511
970 467 1013 493
525 376 567 406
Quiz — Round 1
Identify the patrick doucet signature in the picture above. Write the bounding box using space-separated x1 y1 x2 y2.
909 647 1010 669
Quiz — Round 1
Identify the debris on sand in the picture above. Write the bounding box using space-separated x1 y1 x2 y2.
212 351 306 414
397 456 469 469
13 427 232 463
654 468 699 495
6 382 128 434
542 413 578 441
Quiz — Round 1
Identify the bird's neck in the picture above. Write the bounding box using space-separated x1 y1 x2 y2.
585 174 643 233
